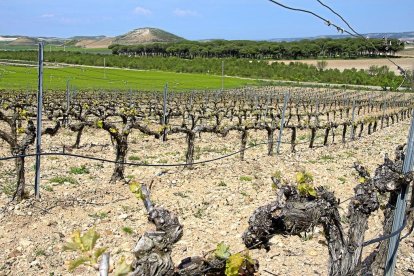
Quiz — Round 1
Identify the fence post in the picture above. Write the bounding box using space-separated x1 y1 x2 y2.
65 79 70 127
221 60 224 91
350 99 356 140
384 110 414 275
162 83 168 142
104 57 106 79
276 92 289 154
34 42 44 199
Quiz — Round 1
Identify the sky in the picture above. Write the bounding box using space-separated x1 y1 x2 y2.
0 0 413 40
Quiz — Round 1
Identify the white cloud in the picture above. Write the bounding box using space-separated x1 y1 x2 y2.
40 13 55 18
133 6 152 16
173 8 199 17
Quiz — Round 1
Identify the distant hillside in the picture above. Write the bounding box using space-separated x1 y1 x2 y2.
74 37 114 48
113 27 185 45
69 35 107 40
8 37 38 46
270 31 414 42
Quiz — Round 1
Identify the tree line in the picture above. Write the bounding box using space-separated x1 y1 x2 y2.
109 37 404 59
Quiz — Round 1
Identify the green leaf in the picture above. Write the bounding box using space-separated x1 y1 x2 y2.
296 171 313 185
80 228 100 252
68 257 91 272
114 256 132 276
96 120 103 128
62 242 81 252
298 183 317 198
93 247 108 262
307 186 317 197
129 181 144 201
215 242 231 260
225 253 252 276
69 230 84 251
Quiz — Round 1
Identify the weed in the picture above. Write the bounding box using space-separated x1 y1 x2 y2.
3 169 14 177
69 165 89 175
240 191 248 197
194 208 204 218
343 151 355 158
319 155 334 162
35 248 46 257
202 145 216 153
88 212 108 220
128 155 141 161
248 139 258 147
272 170 282 180
49 176 78 185
173 192 188 198
42 185 54 192
301 233 314 241
1 181 16 196
218 181 227 187
194 146 202 160
239 176 253 181
337 177 346 184
157 159 168 164
121 227 133 235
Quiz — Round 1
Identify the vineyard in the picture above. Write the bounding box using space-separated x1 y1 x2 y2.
0 85 413 275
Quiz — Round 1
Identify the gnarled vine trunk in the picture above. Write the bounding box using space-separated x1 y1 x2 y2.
110 136 128 183
243 146 412 276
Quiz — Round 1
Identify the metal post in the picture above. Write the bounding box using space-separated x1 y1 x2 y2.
162 83 168 142
221 60 224 91
104 58 106 79
315 98 320 126
384 110 414 275
34 42 44 199
276 92 290 154
65 80 70 127
350 99 356 140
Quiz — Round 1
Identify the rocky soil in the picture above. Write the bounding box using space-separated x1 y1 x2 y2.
0 117 413 275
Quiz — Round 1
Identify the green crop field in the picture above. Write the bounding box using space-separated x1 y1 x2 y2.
0 42 112 54
0 64 260 91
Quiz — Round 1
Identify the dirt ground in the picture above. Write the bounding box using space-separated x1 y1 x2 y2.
271 58 414 74
0 114 413 275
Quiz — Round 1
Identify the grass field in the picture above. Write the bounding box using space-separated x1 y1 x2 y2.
0 64 260 91
0 42 112 54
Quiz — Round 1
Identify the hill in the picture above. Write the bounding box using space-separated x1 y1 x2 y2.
113 27 185 45
8 36 38 46
270 31 414 42
73 37 114 48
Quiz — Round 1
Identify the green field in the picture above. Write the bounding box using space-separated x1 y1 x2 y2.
0 64 260 91
0 42 111 54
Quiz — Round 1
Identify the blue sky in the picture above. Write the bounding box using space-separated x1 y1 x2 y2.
1 0 413 40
